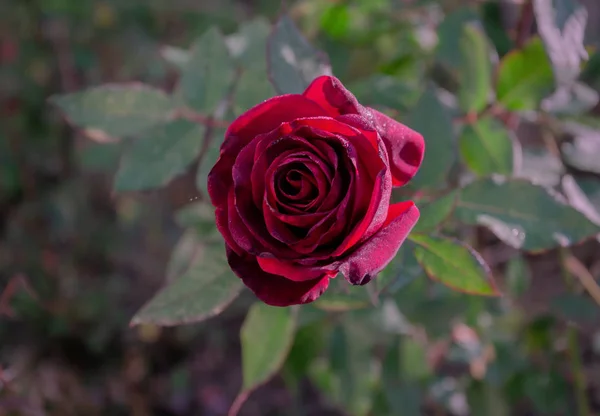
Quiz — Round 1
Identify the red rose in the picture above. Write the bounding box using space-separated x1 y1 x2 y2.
207 75 424 306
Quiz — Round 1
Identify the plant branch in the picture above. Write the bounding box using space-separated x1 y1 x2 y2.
174 107 230 129
515 0 534 49
228 390 249 416
563 253 600 307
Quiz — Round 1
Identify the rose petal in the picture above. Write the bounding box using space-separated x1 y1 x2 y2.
252 134 334 209
303 75 360 117
332 167 389 256
232 139 298 257
338 201 420 285
214 205 244 255
227 188 261 254
368 108 425 186
264 198 328 228
302 76 425 187
256 256 337 282
227 248 332 306
207 95 327 208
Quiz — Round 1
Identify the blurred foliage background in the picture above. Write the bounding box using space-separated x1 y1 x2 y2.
4 0 600 415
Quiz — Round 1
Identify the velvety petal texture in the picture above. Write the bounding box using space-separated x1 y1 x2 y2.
207 75 424 306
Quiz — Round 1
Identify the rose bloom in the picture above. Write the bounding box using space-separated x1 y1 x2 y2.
208 75 424 306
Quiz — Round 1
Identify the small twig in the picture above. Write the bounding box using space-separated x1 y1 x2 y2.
563 254 600 307
174 107 230 129
515 0 534 49
228 390 250 416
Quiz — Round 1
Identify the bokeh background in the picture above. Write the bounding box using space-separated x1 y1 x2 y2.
3 0 600 415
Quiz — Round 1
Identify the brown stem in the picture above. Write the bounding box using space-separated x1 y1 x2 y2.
174 107 230 129
228 391 249 416
515 0 534 49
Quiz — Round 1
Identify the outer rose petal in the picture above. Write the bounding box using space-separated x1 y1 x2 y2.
303 75 360 116
302 75 425 187
227 248 331 307
338 201 420 285
368 108 425 186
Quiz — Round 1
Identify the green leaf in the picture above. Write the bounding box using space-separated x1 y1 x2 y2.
459 117 515 176
114 120 205 191
453 177 600 251
77 142 122 173
51 84 174 137
176 27 235 113
160 45 190 71
458 24 492 113
233 68 277 116
349 75 421 112
165 229 203 282
496 37 554 111
436 7 479 69
228 18 271 70
413 193 456 233
240 303 296 392
406 89 455 189
267 15 332 94
409 234 499 296
377 243 424 295
313 276 371 312
131 241 243 326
